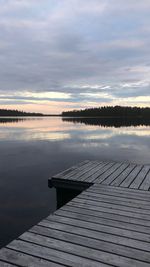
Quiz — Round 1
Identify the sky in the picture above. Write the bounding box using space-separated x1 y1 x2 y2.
0 0 150 114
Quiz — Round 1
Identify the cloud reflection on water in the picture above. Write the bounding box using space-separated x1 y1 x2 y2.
0 117 150 143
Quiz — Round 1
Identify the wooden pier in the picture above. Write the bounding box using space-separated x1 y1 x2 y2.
0 160 150 266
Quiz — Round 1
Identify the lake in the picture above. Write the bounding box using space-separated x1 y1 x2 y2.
0 116 150 247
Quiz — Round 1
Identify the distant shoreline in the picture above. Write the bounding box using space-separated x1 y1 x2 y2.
1 105 150 118
62 106 150 118
1 114 150 118
0 115 149 118
0 108 61 117
0 115 61 117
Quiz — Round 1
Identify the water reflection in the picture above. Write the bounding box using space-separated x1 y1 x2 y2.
0 117 71 141
0 118 25 124
62 117 150 127
0 116 150 247
0 117 149 163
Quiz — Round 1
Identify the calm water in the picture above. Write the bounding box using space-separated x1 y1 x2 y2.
0 116 150 247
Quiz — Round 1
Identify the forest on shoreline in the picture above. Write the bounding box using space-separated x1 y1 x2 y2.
1 106 150 118
0 109 44 117
62 106 150 118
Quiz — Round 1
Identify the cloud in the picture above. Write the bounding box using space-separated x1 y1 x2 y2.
0 0 150 113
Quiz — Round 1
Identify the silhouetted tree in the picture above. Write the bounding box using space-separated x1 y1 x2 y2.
0 109 43 117
62 106 150 118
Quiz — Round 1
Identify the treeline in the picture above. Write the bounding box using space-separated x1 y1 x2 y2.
0 109 43 117
62 106 150 118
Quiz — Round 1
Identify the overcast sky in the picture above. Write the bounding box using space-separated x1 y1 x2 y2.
0 0 150 114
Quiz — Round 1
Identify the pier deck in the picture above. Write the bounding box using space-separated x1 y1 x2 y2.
0 160 150 266
51 160 150 191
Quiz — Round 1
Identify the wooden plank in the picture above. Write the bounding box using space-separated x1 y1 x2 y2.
101 163 129 185
86 182 150 197
30 224 150 264
111 164 136 186
85 162 114 183
19 231 150 267
90 184 150 200
53 160 89 179
79 161 108 182
130 165 150 189
94 162 122 183
70 197 150 216
91 182 150 194
66 161 99 181
61 161 96 180
7 240 108 267
77 191 150 213
61 205 150 227
0 264 16 267
79 191 150 211
140 169 150 191
67 201 150 223
83 184 150 201
70 194 150 218
0 248 62 267
73 161 102 181
45 214 150 243
87 187 150 203
117 165 142 188
55 209 150 235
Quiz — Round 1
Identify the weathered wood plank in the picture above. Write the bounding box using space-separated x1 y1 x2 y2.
7 239 109 267
130 165 150 189
140 169 150 190
30 224 150 264
45 214 150 243
86 183 150 196
55 209 150 234
111 164 136 186
0 262 16 267
118 165 143 188
53 160 89 179
101 163 129 185
75 161 103 181
85 162 114 183
66 161 99 181
79 191 150 211
70 197 150 216
83 184 150 201
19 231 150 267
0 248 62 267
79 161 108 182
87 188 150 203
94 162 122 183
90 184 150 200
61 204 150 227
67 201 150 223
92 182 150 194
62 161 96 180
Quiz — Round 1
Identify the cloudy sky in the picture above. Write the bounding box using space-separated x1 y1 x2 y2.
0 0 150 114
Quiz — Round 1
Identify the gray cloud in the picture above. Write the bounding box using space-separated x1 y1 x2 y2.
0 0 150 111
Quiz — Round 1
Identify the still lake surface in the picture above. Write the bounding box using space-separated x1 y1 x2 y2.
0 116 150 247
